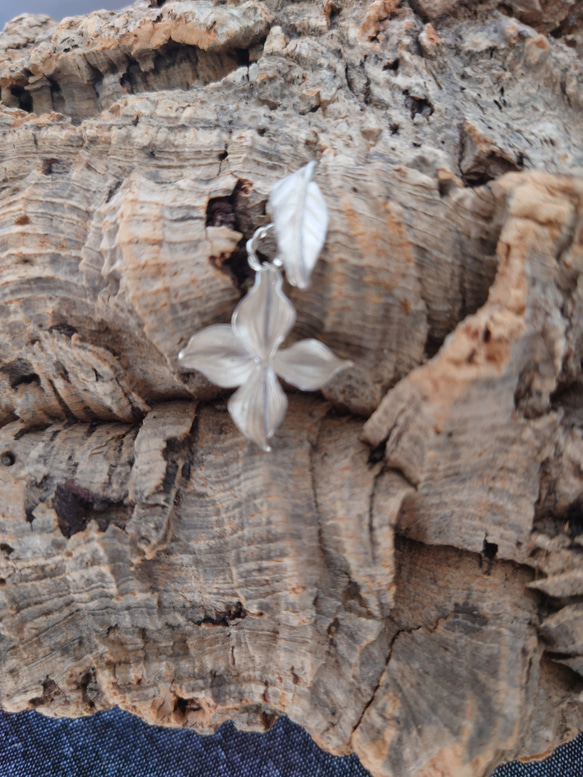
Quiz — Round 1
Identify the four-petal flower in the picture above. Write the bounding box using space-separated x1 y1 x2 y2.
178 264 352 451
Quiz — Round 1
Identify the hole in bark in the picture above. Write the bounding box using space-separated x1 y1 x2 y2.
367 442 385 466
383 58 400 71
482 539 498 560
438 177 457 197
559 34 576 48
206 179 257 289
207 192 237 229
117 58 140 95
1 452 15 467
54 484 91 538
13 372 40 387
29 678 62 708
120 71 136 93
2 359 40 389
324 0 341 23
461 152 520 187
90 69 104 100
327 617 339 642
235 49 250 67
198 601 248 627
42 159 60 176
53 481 132 538
49 323 78 338
261 711 278 730
155 43 198 84
78 670 97 709
48 78 65 113
181 460 191 482
565 502 583 538
161 461 179 494
10 86 33 113
0 543 14 556
404 91 434 119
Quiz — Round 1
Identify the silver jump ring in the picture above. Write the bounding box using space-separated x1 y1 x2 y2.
246 224 279 272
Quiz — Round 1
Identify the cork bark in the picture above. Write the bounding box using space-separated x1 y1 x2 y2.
0 1 582 775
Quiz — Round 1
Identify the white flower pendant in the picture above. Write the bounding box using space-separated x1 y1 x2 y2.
178 164 352 451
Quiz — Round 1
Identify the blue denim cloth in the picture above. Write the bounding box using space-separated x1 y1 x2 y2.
0 708 580 777
0 709 368 777
493 735 583 777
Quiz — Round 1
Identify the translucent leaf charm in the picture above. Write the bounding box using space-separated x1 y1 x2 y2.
178 163 352 451
268 161 329 290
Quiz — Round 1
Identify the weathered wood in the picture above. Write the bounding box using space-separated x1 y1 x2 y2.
0 1 582 776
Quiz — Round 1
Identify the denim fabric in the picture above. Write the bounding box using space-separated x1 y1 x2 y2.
0 707 580 777
0 708 369 777
493 734 583 777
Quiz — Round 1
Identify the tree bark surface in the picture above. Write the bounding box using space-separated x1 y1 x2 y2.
0 2 582 776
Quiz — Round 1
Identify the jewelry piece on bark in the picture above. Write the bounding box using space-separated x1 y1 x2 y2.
178 164 352 451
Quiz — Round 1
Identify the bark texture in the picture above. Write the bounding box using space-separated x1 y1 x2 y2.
0 1 582 775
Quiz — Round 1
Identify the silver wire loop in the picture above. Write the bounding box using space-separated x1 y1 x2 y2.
246 224 281 272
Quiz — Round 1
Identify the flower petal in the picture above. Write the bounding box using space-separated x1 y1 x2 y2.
268 161 329 290
233 264 296 359
228 364 288 452
178 325 254 388
274 339 353 391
